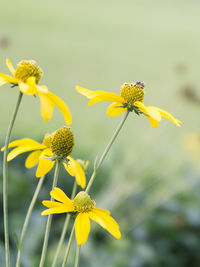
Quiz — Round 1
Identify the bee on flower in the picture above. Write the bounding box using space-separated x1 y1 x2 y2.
76 82 181 128
0 59 71 124
1 127 86 188
42 188 121 245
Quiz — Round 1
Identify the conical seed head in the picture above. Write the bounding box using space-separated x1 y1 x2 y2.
51 127 74 158
15 60 43 83
120 83 145 104
73 191 95 212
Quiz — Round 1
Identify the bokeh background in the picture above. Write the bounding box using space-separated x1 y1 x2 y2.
1 0 200 266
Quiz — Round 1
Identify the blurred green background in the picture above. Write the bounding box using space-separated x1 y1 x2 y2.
1 0 200 266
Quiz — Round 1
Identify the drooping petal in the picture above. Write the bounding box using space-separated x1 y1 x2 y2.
64 156 86 188
42 200 64 208
25 150 42 168
50 187 74 209
1 138 44 152
88 208 121 239
76 85 96 99
0 73 18 86
6 59 15 76
145 106 162 121
75 213 90 245
38 92 55 121
88 92 124 106
155 107 182 127
18 77 38 95
107 102 127 116
147 117 159 128
36 154 55 178
7 144 46 161
45 92 72 125
36 85 48 93
94 208 111 215
41 203 74 215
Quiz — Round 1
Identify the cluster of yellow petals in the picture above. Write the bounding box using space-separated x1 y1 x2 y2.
76 84 181 128
1 137 86 188
42 187 121 245
0 59 71 125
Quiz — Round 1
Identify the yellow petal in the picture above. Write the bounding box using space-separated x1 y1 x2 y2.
145 106 162 121
36 157 55 177
37 85 48 93
88 208 121 239
18 77 37 95
25 150 41 168
64 156 86 188
50 188 74 209
93 208 111 215
76 85 96 99
46 92 72 125
107 102 127 116
1 138 44 152
42 200 64 208
134 101 148 114
147 117 159 128
38 93 55 121
88 92 124 106
41 204 74 215
75 213 90 245
0 72 18 86
155 107 182 127
7 144 45 161
6 59 15 76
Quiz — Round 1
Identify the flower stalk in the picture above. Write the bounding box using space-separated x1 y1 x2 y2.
16 175 45 267
86 110 129 193
3 91 23 267
74 245 80 267
39 160 61 267
61 224 75 267
51 181 77 267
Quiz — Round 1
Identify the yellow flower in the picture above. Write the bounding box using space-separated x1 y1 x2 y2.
0 59 71 125
1 129 86 188
76 82 181 128
41 188 121 245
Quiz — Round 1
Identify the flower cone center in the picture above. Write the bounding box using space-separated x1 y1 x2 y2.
51 127 74 158
120 83 145 104
73 191 95 213
14 60 43 83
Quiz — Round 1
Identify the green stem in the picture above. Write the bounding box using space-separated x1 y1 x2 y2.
74 245 80 267
3 91 23 267
61 224 75 267
16 175 45 267
51 181 77 267
39 160 61 267
86 110 129 193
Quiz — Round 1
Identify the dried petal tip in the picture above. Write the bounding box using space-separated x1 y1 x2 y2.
15 60 43 83
51 127 74 159
72 191 95 212
120 82 145 104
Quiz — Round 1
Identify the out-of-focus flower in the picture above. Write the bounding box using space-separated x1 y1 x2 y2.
0 59 71 124
1 127 86 188
76 82 181 128
42 188 121 245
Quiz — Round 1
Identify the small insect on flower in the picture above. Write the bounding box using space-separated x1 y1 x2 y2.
76 82 181 128
1 127 86 188
0 59 71 124
42 188 121 245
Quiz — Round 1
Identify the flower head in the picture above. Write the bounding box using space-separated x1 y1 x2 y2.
76 82 181 128
42 188 121 245
1 127 86 188
0 59 71 125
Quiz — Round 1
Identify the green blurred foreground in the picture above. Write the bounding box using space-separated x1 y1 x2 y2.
1 0 200 266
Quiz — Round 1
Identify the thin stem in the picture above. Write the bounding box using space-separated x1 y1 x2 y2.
39 160 61 267
61 224 75 267
51 181 77 267
3 91 23 267
86 110 129 193
16 175 45 267
74 245 80 267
